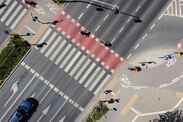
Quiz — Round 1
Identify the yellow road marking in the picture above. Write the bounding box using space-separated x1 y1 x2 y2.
176 92 183 98
120 94 139 116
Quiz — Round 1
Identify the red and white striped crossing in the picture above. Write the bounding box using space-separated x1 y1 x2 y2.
54 11 126 73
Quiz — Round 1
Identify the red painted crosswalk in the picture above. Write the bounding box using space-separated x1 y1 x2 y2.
54 11 125 73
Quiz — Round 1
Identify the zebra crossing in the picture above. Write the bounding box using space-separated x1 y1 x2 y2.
164 0 183 17
0 0 27 30
36 27 112 95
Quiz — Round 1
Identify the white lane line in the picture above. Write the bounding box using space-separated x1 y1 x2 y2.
10 9 27 29
64 51 81 72
74 59 91 80
95 25 100 31
55 44 72 65
127 17 131 23
94 74 111 95
60 48 76 69
86 4 91 8
89 70 106 91
135 5 141 12
92 0 118 7
150 24 155 30
45 36 61 57
126 53 132 59
84 67 101 88
78 63 96 84
142 34 147 39
1 1 17 22
40 88 52 104
0 76 36 121
134 43 139 49
103 14 109 21
69 55 86 76
37 28 52 45
119 26 125 33
50 100 67 122
30 69 35 74
25 25 36 34
40 32 57 53
5 5 22 26
39 76 44 81
50 40 67 61
111 37 117 43
78 13 83 20
0 0 11 15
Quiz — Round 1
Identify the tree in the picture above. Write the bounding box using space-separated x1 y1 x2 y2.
152 110 183 122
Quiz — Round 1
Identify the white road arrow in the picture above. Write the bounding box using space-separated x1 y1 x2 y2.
37 105 50 122
30 93 36 97
4 80 19 106
59 116 66 122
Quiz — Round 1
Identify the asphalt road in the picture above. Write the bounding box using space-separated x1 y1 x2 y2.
64 0 171 57
0 0 28 46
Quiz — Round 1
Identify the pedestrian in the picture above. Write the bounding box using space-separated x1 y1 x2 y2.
114 98 120 103
104 90 112 94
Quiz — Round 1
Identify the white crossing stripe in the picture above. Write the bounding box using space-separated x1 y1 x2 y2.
74 59 91 81
64 51 81 72
94 74 111 95
10 9 27 29
79 63 96 84
40 32 57 53
1 1 17 22
0 0 11 15
69 55 86 76
37 28 52 45
60 48 76 69
55 44 72 65
5 5 22 26
84 67 101 88
45 36 62 57
89 70 106 91
50 40 66 61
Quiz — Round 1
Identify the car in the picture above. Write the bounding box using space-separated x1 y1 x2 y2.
128 66 142 72
9 98 39 122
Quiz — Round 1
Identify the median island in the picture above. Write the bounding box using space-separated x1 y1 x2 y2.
0 34 30 86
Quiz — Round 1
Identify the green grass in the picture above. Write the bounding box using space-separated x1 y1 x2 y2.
0 34 30 86
84 101 109 122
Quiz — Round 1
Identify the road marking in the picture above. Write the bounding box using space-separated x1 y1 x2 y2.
60 48 76 68
54 87 59 93
50 100 67 122
142 34 147 39
95 25 100 31
79 63 96 84
10 9 27 29
176 92 183 98
119 26 125 33
127 17 131 23
0 0 11 15
94 74 111 95
74 59 91 80
43 79 49 85
69 55 86 76
126 53 132 59
150 24 155 30
92 0 118 8
40 32 57 53
89 70 105 91
86 4 91 8
45 36 62 57
1 1 17 22
39 76 44 81
64 51 81 72
6 5 22 26
120 94 139 116
0 76 35 121
37 28 52 45
25 25 36 34
103 14 109 21
40 88 52 103
50 40 67 61
55 44 72 65
84 67 101 87
111 37 117 43
78 13 83 20
135 5 141 12
134 43 139 49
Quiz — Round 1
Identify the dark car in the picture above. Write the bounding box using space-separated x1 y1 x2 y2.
9 98 39 122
